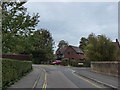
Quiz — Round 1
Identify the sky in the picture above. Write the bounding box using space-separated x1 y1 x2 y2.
24 1 118 51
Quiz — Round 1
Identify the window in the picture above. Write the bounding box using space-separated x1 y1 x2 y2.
68 52 70 55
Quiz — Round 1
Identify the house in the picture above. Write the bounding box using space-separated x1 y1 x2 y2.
56 45 85 62
56 45 67 60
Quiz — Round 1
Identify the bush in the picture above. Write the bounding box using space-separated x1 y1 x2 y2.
0 58 2 88
2 58 32 88
70 61 78 67
32 49 47 64
61 58 69 66
61 58 91 67
82 61 91 67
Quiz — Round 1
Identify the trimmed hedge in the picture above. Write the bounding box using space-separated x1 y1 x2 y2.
0 58 2 89
2 58 32 88
61 58 69 66
61 58 91 67
70 61 91 67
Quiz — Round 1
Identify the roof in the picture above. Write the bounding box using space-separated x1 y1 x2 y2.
69 45 84 54
56 45 84 54
56 46 67 54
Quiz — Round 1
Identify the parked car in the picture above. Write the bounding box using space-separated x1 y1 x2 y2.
52 60 61 65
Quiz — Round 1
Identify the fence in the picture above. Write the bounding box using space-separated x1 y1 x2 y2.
0 54 31 61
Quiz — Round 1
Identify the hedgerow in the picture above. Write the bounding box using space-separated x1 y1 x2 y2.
2 58 32 88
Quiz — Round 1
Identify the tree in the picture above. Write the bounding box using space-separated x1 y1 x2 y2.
32 49 47 64
58 40 68 48
79 37 88 52
85 33 116 61
115 39 120 60
2 1 40 53
30 29 54 64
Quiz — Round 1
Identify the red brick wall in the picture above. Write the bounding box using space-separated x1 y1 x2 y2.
64 47 84 61
0 54 31 61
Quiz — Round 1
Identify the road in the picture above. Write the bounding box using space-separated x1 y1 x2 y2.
8 65 118 89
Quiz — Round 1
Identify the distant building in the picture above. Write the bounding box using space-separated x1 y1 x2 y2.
56 45 67 60
56 45 85 62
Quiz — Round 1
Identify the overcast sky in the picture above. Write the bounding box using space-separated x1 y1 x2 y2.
24 2 118 51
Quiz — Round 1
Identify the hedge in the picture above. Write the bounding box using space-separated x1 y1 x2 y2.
0 58 2 89
2 58 32 88
61 58 91 67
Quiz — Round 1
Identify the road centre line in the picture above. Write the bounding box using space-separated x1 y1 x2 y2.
42 68 47 90
32 67 47 89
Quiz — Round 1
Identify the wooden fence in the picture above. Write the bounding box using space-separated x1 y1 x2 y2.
0 54 31 61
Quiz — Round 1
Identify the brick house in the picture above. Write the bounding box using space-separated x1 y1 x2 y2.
56 45 67 60
56 45 85 62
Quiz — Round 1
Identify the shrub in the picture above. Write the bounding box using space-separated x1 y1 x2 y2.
70 61 78 67
2 58 32 88
61 58 69 66
61 58 91 67
0 58 2 88
32 49 47 64
82 61 91 67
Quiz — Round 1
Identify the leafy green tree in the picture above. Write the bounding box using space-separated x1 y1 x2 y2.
58 40 68 48
32 49 47 64
30 29 54 64
115 39 120 60
1 1 54 64
2 1 40 53
79 37 88 52
85 33 116 61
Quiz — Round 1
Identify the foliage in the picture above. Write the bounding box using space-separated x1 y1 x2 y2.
84 33 116 61
0 52 1 85
61 58 69 66
58 40 68 48
115 39 120 60
32 49 47 64
2 1 54 63
79 37 88 52
2 1 40 53
70 61 78 67
61 58 90 67
2 58 32 88
30 29 54 64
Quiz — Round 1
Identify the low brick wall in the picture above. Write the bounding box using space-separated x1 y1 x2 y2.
0 54 31 61
91 61 119 77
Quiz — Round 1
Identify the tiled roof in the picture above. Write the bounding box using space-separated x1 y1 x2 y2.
69 45 84 53
56 46 67 54
56 45 84 54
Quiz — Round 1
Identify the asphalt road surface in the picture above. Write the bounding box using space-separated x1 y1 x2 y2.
8 65 118 89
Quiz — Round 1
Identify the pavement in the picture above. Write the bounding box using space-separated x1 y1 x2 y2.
8 65 46 89
7 65 119 89
70 67 119 88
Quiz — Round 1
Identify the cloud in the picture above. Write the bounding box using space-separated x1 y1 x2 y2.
27 0 118 2
24 2 118 51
